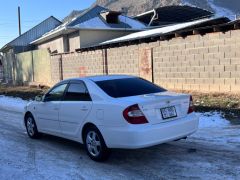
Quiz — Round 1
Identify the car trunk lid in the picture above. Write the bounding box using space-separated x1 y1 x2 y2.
120 91 191 125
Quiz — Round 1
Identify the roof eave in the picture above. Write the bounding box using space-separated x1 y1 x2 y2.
76 27 144 31
31 27 78 45
0 44 13 53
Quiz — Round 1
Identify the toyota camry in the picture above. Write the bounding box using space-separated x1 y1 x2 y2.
23 75 199 161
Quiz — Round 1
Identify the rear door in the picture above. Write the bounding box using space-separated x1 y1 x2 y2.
59 81 92 138
35 83 68 134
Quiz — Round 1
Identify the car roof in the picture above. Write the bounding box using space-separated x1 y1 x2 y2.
65 75 136 82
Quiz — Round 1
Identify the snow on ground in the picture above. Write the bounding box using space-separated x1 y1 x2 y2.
192 111 240 151
0 95 28 113
0 96 240 179
197 111 230 128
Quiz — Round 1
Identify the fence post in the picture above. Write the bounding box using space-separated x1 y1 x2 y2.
104 49 108 75
31 51 35 82
102 49 108 75
59 54 63 81
151 48 154 83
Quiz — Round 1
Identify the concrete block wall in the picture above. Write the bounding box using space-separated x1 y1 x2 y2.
153 30 240 92
50 54 61 85
32 49 52 85
2 50 15 83
107 45 140 76
50 29 240 93
2 49 52 86
50 50 104 85
15 51 33 83
62 50 104 78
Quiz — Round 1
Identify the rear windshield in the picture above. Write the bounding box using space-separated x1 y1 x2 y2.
95 78 166 98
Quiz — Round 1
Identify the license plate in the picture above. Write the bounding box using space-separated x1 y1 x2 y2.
160 106 177 120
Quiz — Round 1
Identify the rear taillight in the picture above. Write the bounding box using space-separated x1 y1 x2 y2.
188 95 194 114
123 104 149 124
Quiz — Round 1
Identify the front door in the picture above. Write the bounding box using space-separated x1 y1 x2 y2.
35 83 68 134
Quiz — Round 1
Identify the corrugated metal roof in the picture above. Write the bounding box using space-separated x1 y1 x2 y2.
68 5 107 27
100 17 227 45
1 16 62 52
76 17 238 51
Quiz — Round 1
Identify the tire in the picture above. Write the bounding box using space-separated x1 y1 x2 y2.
83 126 110 162
25 113 41 139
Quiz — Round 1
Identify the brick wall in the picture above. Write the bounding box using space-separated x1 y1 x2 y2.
50 29 240 93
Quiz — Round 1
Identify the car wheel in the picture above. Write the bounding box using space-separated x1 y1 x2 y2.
25 114 41 139
84 126 110 162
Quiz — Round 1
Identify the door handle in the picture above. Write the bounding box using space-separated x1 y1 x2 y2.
81 106 88 111
54 107 59 111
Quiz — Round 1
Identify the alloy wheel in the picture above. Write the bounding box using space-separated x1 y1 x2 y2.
27 117 35 136
86 131 101 157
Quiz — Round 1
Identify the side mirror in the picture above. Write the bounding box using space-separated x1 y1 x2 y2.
35 95 43 102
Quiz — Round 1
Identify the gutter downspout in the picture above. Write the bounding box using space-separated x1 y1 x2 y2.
148 9 157 27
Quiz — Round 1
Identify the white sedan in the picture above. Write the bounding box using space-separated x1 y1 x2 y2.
24 75 199 161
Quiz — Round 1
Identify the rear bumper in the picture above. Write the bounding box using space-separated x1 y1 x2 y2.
100 113 199 149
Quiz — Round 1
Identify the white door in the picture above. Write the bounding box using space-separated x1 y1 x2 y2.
35 83 68 134
59 82 92 138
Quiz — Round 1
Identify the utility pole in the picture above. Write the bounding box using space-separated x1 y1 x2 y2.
18 6 21 36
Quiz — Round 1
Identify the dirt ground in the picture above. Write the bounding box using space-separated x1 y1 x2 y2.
175 90 240 115
0 85 49 100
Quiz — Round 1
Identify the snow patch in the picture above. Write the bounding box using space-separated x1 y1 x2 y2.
0 96 28 113
197 111 230 128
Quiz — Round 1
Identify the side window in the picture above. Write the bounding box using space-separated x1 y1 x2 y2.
63 82 92 101
44 84 67 102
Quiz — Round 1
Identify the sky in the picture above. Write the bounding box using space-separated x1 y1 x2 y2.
0 0 95 48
